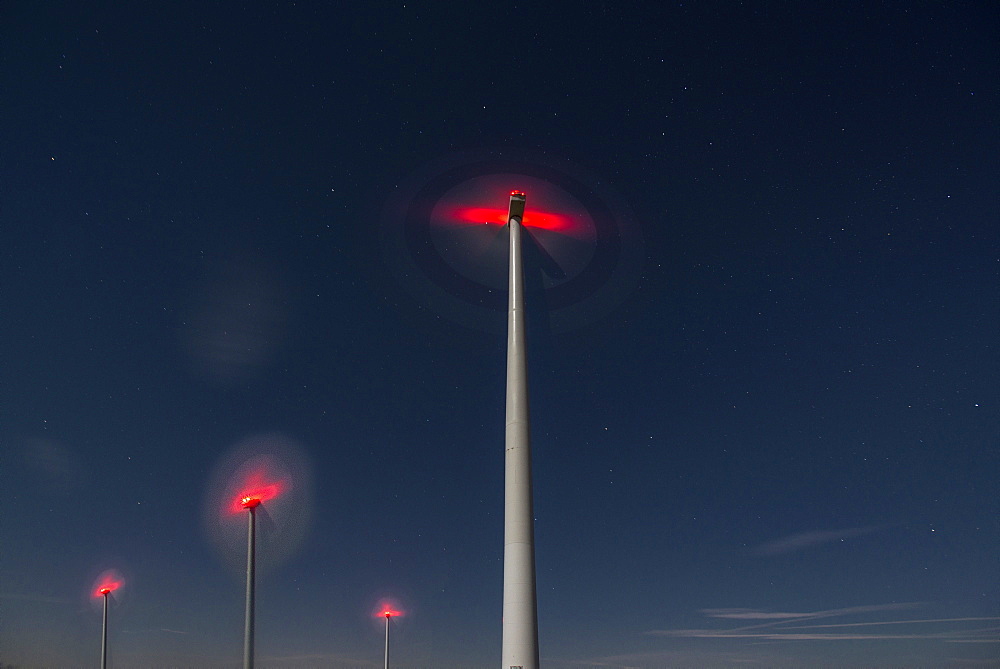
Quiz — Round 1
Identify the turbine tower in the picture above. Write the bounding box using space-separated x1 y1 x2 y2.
92 572 121 669
378 606 402 669
99 587 111 669
502 190 540 669
241 495 260 669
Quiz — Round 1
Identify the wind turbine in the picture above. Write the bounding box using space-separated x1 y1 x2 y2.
385 164 641 668
240 494 260 669
232 473 284 669
502 190 540 669
203 439 313 669
91 572 122 669
377 605 403 669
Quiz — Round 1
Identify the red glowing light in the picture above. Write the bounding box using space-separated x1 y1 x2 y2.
91 569 125 599
379 607 403 619
93 580 122 598
229 469 286 514
428 175 598 248
446 206 576 233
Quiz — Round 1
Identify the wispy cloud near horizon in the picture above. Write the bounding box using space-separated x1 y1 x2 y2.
702 608 820 620
701 602 919 623
648 603 1000 644
752 525 883 555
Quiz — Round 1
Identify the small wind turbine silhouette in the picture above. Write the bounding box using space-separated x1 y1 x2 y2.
377 604 403 669
232 473 285 669
92 572 122 669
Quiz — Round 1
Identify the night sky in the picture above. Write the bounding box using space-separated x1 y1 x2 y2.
2 2 998 668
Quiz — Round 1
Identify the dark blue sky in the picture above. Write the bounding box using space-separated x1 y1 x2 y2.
2 2 997 667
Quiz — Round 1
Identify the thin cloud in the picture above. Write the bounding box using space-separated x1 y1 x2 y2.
652 630 997 640
753 525 882 555
701 603 920 628
121 627 192 636
785 617 1000 630
548 650 793 668
703 608 819 620
649 604 999 644
553 649 815 669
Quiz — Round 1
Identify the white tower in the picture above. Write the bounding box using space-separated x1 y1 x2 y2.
501 190 540 669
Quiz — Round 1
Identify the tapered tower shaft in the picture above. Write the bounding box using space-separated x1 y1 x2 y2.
244 506 256 669
384 614 390 669
101 592 109 669
502 191 540 669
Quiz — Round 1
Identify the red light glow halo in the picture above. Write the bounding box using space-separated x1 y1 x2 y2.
422 174 601 300
431 174 596 242
228 468 286 514
443 205 578 233
381 149 644 334
372 597 407 623
91 570 124 599
202 435 314 575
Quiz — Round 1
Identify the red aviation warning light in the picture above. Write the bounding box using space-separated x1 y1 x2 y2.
92 577 122 599
228 469 286 514
508 189 526 222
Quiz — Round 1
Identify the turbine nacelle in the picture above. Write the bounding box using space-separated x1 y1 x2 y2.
508 190 526 224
